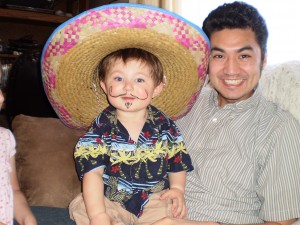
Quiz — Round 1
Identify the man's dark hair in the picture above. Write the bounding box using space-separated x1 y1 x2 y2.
202 1 268 60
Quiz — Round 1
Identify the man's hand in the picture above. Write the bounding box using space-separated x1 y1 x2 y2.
160 187 187 219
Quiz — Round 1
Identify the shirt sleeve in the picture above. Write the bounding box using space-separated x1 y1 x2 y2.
257 116 300 221
167 120 194 173
74 117 110 180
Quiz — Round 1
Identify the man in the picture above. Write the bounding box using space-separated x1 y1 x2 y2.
153 1 300 225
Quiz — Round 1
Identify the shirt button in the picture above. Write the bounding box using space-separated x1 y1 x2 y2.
212 118 218 123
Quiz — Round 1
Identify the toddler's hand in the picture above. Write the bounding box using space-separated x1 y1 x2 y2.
90 212 111 225
160 188 187 219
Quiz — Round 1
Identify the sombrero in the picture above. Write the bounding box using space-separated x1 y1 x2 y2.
41 3 210 129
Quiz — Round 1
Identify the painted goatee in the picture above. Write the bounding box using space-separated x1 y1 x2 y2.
125 102 132 109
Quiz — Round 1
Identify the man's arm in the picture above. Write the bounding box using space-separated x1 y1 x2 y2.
151 217 297 225
272 219 298 225
223 220 296 225
150 217 217 225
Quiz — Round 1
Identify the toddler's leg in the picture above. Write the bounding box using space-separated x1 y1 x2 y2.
69 193 89 225
69 193 132 225
134 190 173 225
104 196 133 225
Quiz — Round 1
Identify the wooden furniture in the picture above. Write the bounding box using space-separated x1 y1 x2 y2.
0 1 90 123
0 1 91 91
0 1 86 46
0 0 127 53
0 0 125 106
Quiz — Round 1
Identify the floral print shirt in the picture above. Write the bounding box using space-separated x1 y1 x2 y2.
0 128 15 225
74 105 193 217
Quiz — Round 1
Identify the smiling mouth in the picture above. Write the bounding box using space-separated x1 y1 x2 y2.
224 79 243 85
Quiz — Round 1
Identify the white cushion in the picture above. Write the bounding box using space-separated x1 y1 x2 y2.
260 61 300 123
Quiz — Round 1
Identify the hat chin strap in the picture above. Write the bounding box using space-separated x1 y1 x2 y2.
92 82 102 111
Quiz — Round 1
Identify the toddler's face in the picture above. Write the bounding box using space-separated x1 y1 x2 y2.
100 58 163 112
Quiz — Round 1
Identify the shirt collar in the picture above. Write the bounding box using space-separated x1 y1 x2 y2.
102 104 169 129
210 86 262 112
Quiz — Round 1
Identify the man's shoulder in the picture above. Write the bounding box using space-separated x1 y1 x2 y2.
193 86 213 107
199 86 213 97
258 95 300 129
175 87 212 128
261 95 297 120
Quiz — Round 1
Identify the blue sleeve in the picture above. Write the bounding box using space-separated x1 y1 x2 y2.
167 120 194 173
74 115 110 180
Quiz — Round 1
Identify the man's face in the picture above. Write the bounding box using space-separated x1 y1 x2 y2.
208 28 266 107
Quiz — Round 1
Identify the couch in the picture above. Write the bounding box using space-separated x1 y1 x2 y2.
11 61 300 224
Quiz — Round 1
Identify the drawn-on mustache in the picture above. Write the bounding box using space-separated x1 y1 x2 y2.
108 87 148 100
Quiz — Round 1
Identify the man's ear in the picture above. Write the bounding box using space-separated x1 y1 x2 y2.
152 82 164 98
259 54 267 76
100 81 107 94
262 53 267 69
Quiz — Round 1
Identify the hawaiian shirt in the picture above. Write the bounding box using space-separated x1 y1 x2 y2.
74 105 193 217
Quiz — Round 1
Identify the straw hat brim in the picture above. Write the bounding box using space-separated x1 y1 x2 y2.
42 4 210 129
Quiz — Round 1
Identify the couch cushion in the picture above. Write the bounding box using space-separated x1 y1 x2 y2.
261 61 300 123
12 115 84 208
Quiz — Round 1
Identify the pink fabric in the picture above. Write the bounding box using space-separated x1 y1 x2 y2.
0 127 16 225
